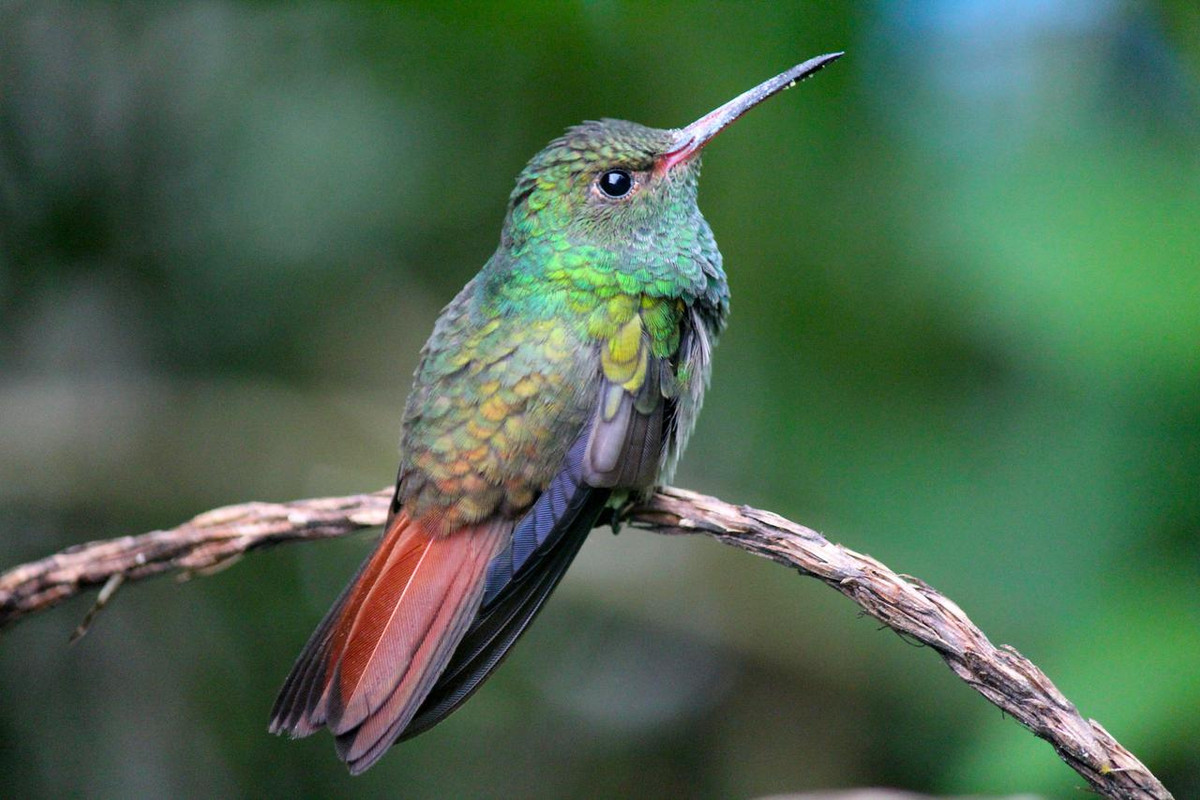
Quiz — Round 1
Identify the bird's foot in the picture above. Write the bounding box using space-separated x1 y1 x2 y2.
607 493 639 535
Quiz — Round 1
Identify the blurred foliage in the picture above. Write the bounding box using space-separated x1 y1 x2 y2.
1 2 1197 798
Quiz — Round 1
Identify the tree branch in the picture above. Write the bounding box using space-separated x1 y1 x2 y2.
0 487 1172 800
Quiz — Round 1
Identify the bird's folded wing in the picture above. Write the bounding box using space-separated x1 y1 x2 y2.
402 317 681 739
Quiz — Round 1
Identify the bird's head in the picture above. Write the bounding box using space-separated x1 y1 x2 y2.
502 53 842 258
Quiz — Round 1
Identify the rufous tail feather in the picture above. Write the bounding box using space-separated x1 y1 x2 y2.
269 511 509 773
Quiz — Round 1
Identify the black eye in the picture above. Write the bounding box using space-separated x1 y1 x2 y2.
598 169 634 198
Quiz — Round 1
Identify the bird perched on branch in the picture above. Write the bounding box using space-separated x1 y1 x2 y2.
269 52 842 773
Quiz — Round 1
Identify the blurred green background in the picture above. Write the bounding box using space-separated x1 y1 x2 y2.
1 2 1197 798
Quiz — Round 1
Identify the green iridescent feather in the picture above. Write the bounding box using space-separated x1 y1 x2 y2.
396 119 729 532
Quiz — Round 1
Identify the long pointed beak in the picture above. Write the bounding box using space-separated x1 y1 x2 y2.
659 52 843 172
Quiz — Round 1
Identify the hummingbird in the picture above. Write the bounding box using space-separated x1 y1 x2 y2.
269 52 842 773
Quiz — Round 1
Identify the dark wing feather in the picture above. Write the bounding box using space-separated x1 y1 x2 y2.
401 492 609 740
584 334 670 489
399 428 611 739
398 337 680 740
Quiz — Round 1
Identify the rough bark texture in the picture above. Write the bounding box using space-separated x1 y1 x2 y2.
0 486 1173 800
